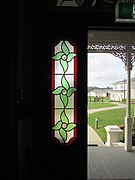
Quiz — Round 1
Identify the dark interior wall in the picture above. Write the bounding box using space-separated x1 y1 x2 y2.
18 0 33 180
18 0 32 119
18 118 33 180
5 0 19 179
1 20 12 179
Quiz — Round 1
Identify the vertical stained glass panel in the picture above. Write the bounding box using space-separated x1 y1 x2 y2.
52 40 77 144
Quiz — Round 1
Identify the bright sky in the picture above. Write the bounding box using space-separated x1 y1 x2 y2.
87 53 135 88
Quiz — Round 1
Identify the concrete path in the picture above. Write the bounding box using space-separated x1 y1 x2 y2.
88 102 126 114
87 125 105 146
87 102 126 146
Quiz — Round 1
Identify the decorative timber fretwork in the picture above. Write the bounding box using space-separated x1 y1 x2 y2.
87 44 126 51
111 52 127 63
87 44 135 67
131 52 135 64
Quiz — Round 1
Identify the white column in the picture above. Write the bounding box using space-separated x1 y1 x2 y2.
124 45 132 152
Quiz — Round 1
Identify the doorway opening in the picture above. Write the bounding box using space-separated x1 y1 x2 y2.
87 29 135 180
87 52 127 146
87 30 135 147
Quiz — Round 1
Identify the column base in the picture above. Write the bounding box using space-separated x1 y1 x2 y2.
124 145 132 152
124 116 132 152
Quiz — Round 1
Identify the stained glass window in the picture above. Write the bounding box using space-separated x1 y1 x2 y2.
56 0 84 6
52 39 77 144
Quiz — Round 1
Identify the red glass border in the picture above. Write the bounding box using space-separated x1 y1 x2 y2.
52 38 77 144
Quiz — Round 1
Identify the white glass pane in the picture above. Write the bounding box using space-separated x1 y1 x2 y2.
54 59 74 74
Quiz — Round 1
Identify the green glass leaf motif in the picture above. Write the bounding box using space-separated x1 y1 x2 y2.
52 121 62 130
67 87 77 97
60 59 68 72
61 41 69 56
67 53 77 62
61 76 69 90
52 110 77 142
52 41 77 73
52 76 76 108
60 93 68 107
65 123 76 132
60 128 67 142
60 110 69 124
52 87 64 95
52 52 64 60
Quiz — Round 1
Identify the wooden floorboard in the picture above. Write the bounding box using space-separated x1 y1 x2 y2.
87 146 135 180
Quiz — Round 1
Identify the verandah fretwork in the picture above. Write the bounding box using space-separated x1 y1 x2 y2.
131 52 135 64
52 40 77 144
87 44 126 51
88 44 135 67
131 45 135 65
111 52 127 64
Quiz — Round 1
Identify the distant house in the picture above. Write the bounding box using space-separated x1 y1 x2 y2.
88 87 113 98
88 77 135 102
110 77 135 102
131 77 135 100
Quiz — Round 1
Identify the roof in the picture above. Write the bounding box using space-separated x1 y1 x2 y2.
112 77 135 85
88 87 113 93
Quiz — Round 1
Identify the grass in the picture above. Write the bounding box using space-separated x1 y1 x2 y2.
87 103 135 143
87 102 118 109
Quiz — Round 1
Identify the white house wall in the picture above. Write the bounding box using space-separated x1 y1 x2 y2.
88 78 135 102
89 91 107 97
131 80 135 100
110 91 124 102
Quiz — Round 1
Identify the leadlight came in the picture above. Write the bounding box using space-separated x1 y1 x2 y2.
52 39 77 144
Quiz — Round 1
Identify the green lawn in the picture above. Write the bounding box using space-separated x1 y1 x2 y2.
87 102 118 109
87 104 135 143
